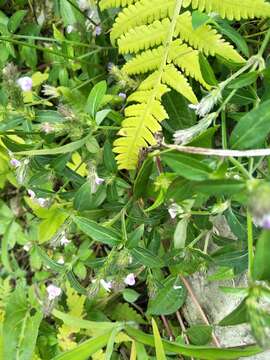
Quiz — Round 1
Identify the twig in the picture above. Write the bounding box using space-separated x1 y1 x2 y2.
180 276 221 348
176 311 195 359
162 143 270 158
160 315 174 341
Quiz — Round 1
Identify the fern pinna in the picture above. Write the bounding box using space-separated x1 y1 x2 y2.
99 0 270 170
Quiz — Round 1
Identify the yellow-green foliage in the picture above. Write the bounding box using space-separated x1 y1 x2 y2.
99 0 270 169
57 283 86 351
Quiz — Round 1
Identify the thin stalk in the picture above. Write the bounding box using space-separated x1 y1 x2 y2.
258 26 270 56
247 210 254 280
0 36 103 66
180 276 221 348
221 110 227 150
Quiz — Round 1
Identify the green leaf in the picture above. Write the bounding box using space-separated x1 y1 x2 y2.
73 216 121 246
8 10 26 33
152 318 166 360
186 325 212 345
166 178 194 202
230 100 270 149
228 72 258 89
85 81 107 117
219 299 248 326
104 141 117 173
215 20 249 58
130 247 164 268
163 90 196 132
52 332 112 360
35 245 65 273
1 221 13 272
194 179 246 196
3 285 42 360
59 0 80 26
74 182 93 211
174 218 188 249
38 209 68 243
192 10 210 29
147 276 186 315
52 309 118 336
125 326 261 359
15 135 90 156
161 152 212 181
252 230 270 281
199 53 218 86
122 289 140 303
127 225 144 249
134 157 154 199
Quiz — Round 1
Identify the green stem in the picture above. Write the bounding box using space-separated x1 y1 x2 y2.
221 110 227 150
258 26 270 56
228 157 252 180
0 36 103 66
247 210 254 280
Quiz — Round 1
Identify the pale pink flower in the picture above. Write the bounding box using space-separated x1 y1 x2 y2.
10 158 21 168
124 273 136 286
46 284 61 300
41 122 55 134
17 76 33 91
100 279 112 292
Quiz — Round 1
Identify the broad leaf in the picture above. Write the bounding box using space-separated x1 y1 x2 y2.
74 216 121 246
230 100 270 149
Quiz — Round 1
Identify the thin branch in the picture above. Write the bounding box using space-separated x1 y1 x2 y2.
180 276 221 348
176 311 194 360
163 143 270 158
160 315 174 340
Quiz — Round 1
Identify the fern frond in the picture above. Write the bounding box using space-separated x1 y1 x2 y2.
113 96 168 169
162 65 197 104
99 0 137 10
118 19 170 54
175 11 245 63
110 0 174 41
183 0 270 20
123 40 209 89
128 84 169 103
118 13 243 64
105 0 270 169
169 40 210 89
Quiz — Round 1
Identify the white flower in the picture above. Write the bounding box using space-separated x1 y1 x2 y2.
23 243 31 252
174 114 215 145
100 279 112 292
168 203 180 219
57 257 65 264
28 189 36 199
189 87 222 117
66 25 74 34
36 198 48 207
124 273 136 286
17 76 33 91
59 232 70 246
10 158 21 168
118 92 127 101
95 175 104 186
46 284 61 300
173 284 182 290
41 122 55 134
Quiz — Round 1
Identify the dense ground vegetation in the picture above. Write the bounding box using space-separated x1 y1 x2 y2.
1 0 270 359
